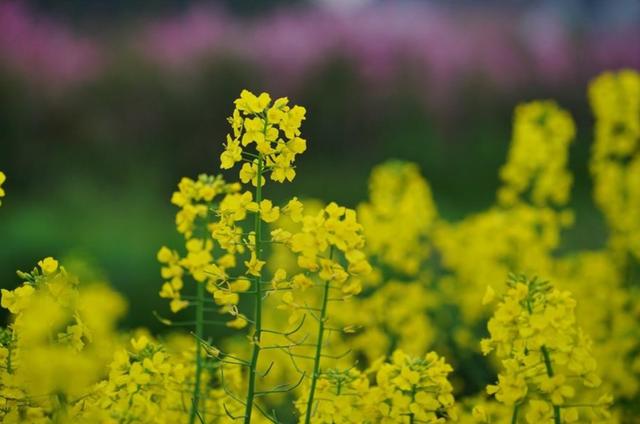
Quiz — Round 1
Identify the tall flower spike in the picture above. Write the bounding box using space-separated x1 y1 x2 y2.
157 172 249 424
219 92 372 423
183 90 313 424
358 161 438 277
498 101 575 207
589 70 640 262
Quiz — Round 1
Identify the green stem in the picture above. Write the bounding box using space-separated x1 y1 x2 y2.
304 250 334 424
244 154 264 424
189 280 205 424
541 346 561 424
6 339 12 374
408 386 416 424
511 404 520 424
54 392 68 424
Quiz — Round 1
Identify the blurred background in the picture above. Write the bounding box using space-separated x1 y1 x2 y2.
1 0 638 329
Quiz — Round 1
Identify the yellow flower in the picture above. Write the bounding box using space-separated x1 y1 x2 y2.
259 199 280 223
242 117 266 146
1 285 35 314
228 108 243 137
244 252 265 277
286 136 306 155
271 155 296 182
525 400 551 423
292 273 313 289
283 197 304 222
157 246 175 263
486 373 528 405
131 336 149 352
239 162 259 186
219 191 255 223
538 375 575 405
0 171 5 203
226 315 248 329
38 257 59 275
271 268 288 289
170 298 189 313
472 406 489 422
129 362 151 386
318 259 348 284
220 135 243 169
482 285 495 305
280 105 306 138
235 89 271 114
271 228 292 243
213 290 239 306
159 281 178 298
229 278 251 292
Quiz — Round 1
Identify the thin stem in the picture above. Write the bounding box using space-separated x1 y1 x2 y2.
511 404 520 424
188 281 205 424
244 152 264 424
409 385 416 424
304 248 334 424
54 392 67 424
541 346 561 424
6 337 12 374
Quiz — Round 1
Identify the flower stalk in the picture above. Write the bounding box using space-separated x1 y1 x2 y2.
189 278 205 424
303 248 334 424
244 153 264 424
511 404 520 424
541 345 561 424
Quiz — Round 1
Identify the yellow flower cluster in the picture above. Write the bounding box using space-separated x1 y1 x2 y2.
296 350 456 424
589 69 640 262
337 87 639 419
157 174 248 318
170 174 239 238
370 350 455 423
85 335 249 424
311 161 441 366
498 101 575 207
0 258 126 423
554 252 640 400
480 275 611 423
358 161 438 276
0 258 259 424
221 90 307 184
276 201 371 296
434 204 569 321
434 100 575 323
87 336 190 423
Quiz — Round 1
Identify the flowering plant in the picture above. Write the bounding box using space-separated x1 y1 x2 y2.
0 70 638 423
